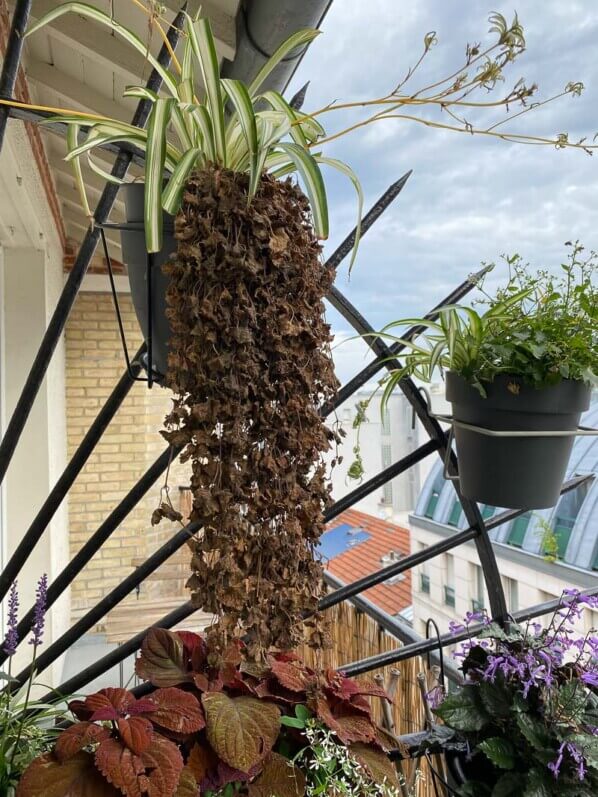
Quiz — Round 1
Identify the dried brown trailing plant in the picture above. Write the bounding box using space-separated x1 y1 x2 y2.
160 167 340 660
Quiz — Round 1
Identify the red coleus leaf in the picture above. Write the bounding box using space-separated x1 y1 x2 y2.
117 717 154 755
175 631 204 659
86 688 135 721
128 700 158 717
149 688 205 734
350 743 400 789
247 752 305 797
269 659 311 693
95 734 183 797
334 715 377 745
69 699 93 722
54 722 111 762
16 751 120 796
135 628 191 688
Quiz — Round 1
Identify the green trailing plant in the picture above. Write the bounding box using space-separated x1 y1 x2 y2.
18 628 404 797
372 242 598 402
427 593 598 796
536 516 560 563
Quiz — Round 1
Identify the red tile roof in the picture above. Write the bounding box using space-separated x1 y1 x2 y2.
324 508 412 617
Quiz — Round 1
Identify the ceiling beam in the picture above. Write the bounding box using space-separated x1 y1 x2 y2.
50 154 126 206
26 58 132 122
23 0 150 83
160 1 236 60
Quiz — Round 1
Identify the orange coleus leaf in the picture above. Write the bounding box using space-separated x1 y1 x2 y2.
117 717 154 755
55 722 111 762
201 693 280 772
16 751 120 796
174 766 199 797
334 715 377 745
149 688 205 734
350 743 400 790
187 743 218 784
135 629 191 688
247 752 305 797
95 735 183 797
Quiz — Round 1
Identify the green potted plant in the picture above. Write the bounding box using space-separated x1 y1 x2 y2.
427 591 598 796
17 627 409 797
373 245 596 509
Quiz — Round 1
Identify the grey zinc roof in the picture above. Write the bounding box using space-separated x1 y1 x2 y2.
413 401 598 571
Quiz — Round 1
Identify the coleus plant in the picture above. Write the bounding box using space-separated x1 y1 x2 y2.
428 591 598 796
17 628 402 797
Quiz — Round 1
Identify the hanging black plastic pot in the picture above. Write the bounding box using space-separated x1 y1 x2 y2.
118 183 176 380
445 371 591 510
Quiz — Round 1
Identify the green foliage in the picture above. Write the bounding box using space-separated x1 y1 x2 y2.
535 516 560 563
376 243 597 401
25 4 362 257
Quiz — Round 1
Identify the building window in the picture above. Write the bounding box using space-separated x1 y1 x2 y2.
423 468 445 519
471 564 485 612
508 512 531 547
444 554 455 607
381 407 391 435
552 482 589 560
505 577 519 613
481 505 494 521
420 573 430 594
381 443 393 504
447 499 462 527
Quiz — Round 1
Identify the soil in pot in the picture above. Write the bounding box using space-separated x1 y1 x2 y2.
446 371 591 510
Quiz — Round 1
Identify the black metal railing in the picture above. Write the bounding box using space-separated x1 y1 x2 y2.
1 0 597 776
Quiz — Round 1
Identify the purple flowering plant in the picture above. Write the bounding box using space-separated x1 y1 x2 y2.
1 575 68 794
432 591 598 796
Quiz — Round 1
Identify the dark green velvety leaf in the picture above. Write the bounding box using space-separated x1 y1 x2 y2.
515 713 552 750
478 738 516 770
492 771 523 797
522 768 551 797
479 680 513 718
459 781 491 796
434 686 489 732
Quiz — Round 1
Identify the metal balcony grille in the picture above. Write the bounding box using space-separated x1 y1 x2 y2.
0 0 597 767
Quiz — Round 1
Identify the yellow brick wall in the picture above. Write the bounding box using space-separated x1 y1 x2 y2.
65 291 191 626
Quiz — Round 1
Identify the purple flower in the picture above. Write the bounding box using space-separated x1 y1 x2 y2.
548 741 587 781
2 581 19 656
581 671 598 688
28 573 48 647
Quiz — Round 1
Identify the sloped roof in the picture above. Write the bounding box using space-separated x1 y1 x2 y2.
324 508 412 616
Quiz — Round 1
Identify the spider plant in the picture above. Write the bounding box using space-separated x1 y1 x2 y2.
25 3 363 262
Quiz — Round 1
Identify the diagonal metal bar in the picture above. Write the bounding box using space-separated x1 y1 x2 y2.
340 584 598 677
324 437 442 522
0 0 31 148
327 284 509 621
320 474 591 612
0 8 186 504
39 474 591 698
12 520 201 689
0 443 177 667
42 599 197 703
325 265 492 416
0 347 145 605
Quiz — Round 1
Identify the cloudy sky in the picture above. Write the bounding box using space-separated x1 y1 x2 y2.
287 1 598 384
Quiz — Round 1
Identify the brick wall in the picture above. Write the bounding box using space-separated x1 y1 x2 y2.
65 291 190 625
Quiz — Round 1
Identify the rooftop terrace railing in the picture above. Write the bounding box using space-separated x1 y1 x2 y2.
1 0 597 769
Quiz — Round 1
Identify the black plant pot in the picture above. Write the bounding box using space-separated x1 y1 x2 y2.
119 183 176 380
446 371 591 510
444 750 492 793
